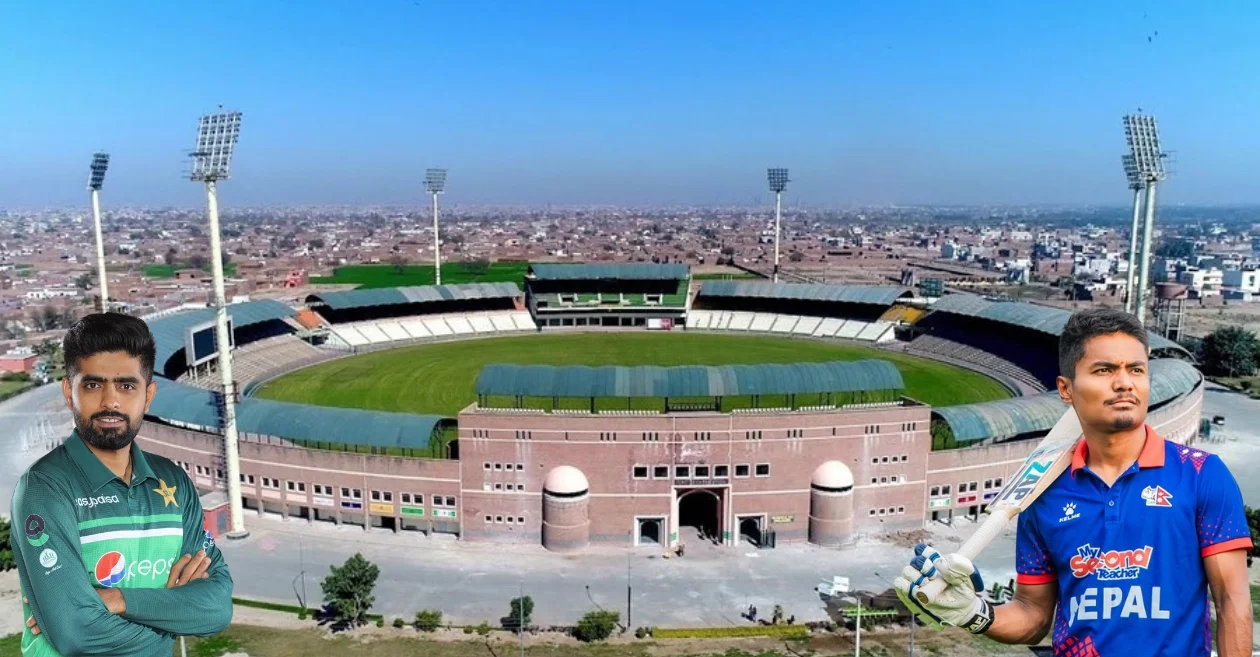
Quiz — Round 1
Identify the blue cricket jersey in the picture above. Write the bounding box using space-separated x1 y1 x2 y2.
1014 425 1252 657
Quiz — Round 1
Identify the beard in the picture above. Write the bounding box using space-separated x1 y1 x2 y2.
75 410 141 451
1109 413 1138 432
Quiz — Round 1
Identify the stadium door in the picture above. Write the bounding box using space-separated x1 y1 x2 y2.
635 517 664 546
737 515 764 546
676 488 724 545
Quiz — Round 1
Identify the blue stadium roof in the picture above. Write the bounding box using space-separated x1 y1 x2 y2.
527 263 689 281
147 379 443 450
699 281 911 306
932 358 1201 443
146 300 295 372
928 294 1186 353
475 360 903 398
305 282 521 311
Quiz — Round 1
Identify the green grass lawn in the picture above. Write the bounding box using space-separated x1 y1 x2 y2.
256 333 1010 418
309 262 530 289
0 379 35 401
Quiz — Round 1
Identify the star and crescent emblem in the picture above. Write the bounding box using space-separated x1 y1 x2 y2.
153 479 179 507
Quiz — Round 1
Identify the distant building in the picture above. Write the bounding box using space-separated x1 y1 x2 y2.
1177 267 1223 298
0 347 38 374
1222 267 1260 294
941 242 958 259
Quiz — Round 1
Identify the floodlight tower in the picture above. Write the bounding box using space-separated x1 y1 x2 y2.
425 168 447 285
1121 154 1145 314
87 153 111 310
189 110 248 538
767 168 790 283
1122 114 1168 324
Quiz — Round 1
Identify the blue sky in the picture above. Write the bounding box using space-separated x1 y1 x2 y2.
1 1 1257 207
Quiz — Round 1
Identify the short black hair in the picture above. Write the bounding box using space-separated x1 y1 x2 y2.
63 312 157 382
1058 307 1148 379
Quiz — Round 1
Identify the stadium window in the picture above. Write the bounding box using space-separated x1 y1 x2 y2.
412 493 424 505
506 516 514 524
517 516 525 524
382 491 392 502
371 490 381 501
445 496 455 507
694 465 710 478
832 427 836 436
675 465 690 479
246 474 256 485
994 478 1003 488
755 463 770 477
653 465 669 479
516 463 524 471
871 457 879 465
401 493 411 504
930 486 940 496
735 464 750 478
286 480 296 492
969 482 978 492
483 462 491 470
878 508 886 516
942 485 950 495
880 476 887 484
983 479 992 490
494 463 503 471
714 465 729 478
871 478 877 485
881 456 889 463
957 482 967 495
868 509 876 517
485 515 492 523
901 454 909 462
897 506 906 514
216 469 224 480
633 466 649 479
494 483 503 491
195 465 203 475
495 516 504 524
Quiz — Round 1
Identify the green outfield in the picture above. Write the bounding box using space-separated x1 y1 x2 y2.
255 333 1011 419
309 262 530 289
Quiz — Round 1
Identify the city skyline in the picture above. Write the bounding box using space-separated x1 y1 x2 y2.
3 1 1259 207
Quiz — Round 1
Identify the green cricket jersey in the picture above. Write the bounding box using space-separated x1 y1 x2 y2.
12 431 234 657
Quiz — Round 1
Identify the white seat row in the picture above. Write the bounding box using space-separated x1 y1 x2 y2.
685 311 893 342
326 311 537 350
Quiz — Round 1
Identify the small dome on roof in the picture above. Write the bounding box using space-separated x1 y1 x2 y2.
544 466 589 495
811 461 854 490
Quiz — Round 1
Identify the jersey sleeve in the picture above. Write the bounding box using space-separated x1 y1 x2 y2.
120 468 234 636
1195 454 1253 558
11 471 173 656
1015 509 1057 585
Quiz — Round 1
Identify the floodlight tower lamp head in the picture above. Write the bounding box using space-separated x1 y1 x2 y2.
1121 154 1144 190
767 168 790 194
425 168 448 194
1122 113 1167 184
88 152 110 191
189 111 243 182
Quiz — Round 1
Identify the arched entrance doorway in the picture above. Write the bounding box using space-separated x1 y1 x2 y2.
677 489 722 544
738 516 763 546
637 518 662 545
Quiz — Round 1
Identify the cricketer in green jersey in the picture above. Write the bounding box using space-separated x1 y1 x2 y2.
12 313 234 657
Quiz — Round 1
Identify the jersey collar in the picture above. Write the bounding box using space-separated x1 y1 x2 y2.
66 430 158 491
1070 424 1165 476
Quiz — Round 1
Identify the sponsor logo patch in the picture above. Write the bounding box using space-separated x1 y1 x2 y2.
1059 502 1081 523
24 514 48 547
1070 544 1153 581
39 549 58 569
95 551 127 587
75 494 121 509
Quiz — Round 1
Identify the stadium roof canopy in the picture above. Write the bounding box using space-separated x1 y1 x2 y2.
933 358 1201 443
699 281 911 306
146 300 295 372
147 380 442 449
527 263 689 281
475 360 903 398
928 294 1185 353
305 282 521 311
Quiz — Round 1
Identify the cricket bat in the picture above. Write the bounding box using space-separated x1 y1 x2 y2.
914 405 1083 604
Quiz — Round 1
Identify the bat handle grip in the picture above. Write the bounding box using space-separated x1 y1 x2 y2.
913 512 1011 604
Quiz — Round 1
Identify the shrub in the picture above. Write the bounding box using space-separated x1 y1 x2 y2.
476 621 492 636
392 617 405 629
634 626 651 639
574 610 620 642
463 626 474 635
415 609 443 632
297 609 307 621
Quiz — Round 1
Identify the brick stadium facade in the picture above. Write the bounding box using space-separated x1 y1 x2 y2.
136 379 1203 550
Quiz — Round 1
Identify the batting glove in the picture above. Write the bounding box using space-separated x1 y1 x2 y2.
893 543 994 634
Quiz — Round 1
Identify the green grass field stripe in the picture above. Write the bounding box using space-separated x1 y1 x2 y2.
78 513 183 531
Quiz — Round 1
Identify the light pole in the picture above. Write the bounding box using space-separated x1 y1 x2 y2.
1122 114 1169 324
425 169 447 285
87 153 110 311
767 168 789 283
1121 154 1144 315
189 110 248 538
874 571 915 656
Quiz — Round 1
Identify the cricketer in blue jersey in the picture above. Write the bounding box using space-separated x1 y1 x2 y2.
894 308 1253 656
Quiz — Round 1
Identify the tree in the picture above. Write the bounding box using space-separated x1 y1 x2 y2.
308 238 326 250
788 251 805 263
74 273 92 290
503 595 533 632
164 247 178 266
0 516 14 571
464 257 491 276
187 253 209 271
1201 326 1260 377
1245 505 1260 567
321 553 379 627
1155 239 1194 259
574 610 619 642
721 246 735 256
389 253 408 275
